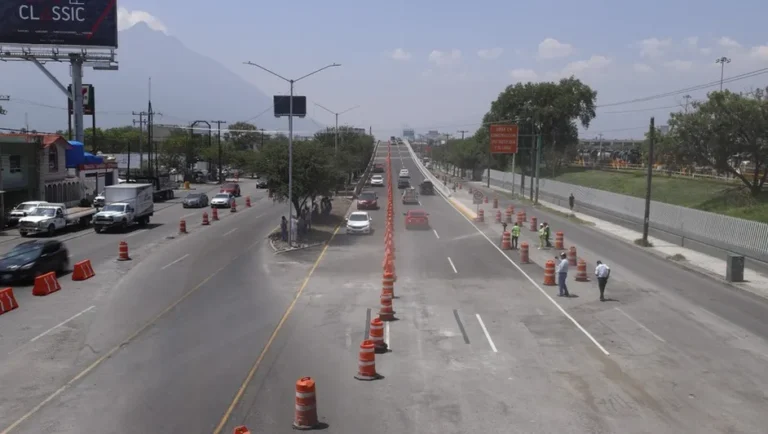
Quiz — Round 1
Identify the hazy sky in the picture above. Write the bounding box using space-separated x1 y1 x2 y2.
15 0 768 139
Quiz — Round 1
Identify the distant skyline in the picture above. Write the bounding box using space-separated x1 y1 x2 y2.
4 0 768 139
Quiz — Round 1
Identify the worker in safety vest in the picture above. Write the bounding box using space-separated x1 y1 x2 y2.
511 222 521 249
538 223 546 249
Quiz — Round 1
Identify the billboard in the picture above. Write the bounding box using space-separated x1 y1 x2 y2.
489 124 519 154
273 96 307 118
0 0 119 48
67 84 95 115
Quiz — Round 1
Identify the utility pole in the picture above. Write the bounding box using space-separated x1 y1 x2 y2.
259 128 265 150
642 117 655 246
682 94 692 113
132 111 147 172
314 102 359 155
457 130 468 140
715 57 731 91
534 134 542 205
211 120 227 183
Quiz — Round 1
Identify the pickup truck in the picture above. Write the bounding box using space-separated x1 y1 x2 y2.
7 201 49 226
18 204 97 237
92 184 154 233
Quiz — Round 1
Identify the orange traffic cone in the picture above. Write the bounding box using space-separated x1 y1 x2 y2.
354 340 381 381
293 377 320 429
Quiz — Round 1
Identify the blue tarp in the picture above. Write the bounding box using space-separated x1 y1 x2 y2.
65 141 85 168
83 152 104 164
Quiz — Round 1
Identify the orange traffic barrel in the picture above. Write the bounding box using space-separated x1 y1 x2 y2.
520 242 530 263
379 293 396 321
233 426 250 434
555 231 564 249
354 340 380 381
568 246 578 266
495 210 502 223
516 211 524 225
245 196 251 207
179 219 188 234
369 317 388 353
293 377 320 429
575 259 589 281
212 207 219 221
118 240 131 261
476 209 485 223
530 216 538 231
382 271 395 298
501 231 511 250
521 211 527 222
505 208 513 223
202 212 210 225
492 197 498 209
543 260 557 285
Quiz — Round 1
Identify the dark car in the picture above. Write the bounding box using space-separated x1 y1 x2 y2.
403 210 430 229
220 182 241 197
372 163 385 173
397 178 410 189
255 177 268 188
419 180 435 195
182 192 209 208
0 240 69 283
357 191 379 210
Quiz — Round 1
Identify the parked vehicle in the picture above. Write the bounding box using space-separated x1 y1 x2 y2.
92 184 154 233
7 201 49 226
0 240 69 283
131 173 175 201
18 204 96 237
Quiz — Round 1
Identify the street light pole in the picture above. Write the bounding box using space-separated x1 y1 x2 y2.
243 62 341 247
314 102 360 155
715 57 731 91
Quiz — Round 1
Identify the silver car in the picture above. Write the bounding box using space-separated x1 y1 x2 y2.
210 193 234 208
182 192 209 208
346 211 373 235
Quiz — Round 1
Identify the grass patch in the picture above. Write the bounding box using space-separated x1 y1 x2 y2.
634 238 653 247
666 253 686 261
269 197 351 251
548 168 768 224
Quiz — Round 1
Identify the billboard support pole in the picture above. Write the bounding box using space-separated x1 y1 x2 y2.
30 58 70 97
70 54 85 143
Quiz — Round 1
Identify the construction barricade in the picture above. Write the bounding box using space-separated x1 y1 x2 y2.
32 272 61 296
520 242 530 264
293 377 320 430
0 287 19 316
72 259 95 281
543 260 556 286
575 259 589 281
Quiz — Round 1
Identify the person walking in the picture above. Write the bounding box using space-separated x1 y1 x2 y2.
544 222 552 247
511 222 520 249
538 223 546 249
595 260 611 301
556 252 570 297
569 193 575 211
280 216 288 242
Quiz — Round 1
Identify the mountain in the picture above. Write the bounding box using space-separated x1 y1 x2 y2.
0 23 324 135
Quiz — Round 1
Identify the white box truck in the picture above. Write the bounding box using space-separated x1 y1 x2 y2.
92 184 154 233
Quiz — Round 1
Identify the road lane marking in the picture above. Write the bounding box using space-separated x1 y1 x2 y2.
28 306 95 344
384 322 391 349
447 257 458 273
615 308 666 343
453 309 470 344
223 228 238 236
433 229 440 239
0 239 263 434
409 144 611 357
125 229 148 238
213 224 343 434
475 314 498 352
161 254 189 270
182 212 197 219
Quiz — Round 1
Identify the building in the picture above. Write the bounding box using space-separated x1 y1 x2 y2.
402 129 415 140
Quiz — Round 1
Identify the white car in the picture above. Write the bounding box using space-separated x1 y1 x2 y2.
399 169 409 177
210 193 234 208
370 175 384 186
346 211 373 235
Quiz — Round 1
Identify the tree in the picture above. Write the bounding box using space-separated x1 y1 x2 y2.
668 89 768 196
254 140 336 218
224 121 262 151
477 77 597 179
314 126 375 183
156 129 190 174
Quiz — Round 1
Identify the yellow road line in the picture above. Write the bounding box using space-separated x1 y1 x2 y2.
212 224 342 434
0 239 263 434
449 198 478 220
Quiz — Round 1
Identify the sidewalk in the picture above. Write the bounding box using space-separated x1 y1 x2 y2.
440 172 768 300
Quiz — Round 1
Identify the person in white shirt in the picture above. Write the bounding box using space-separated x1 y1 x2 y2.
595 260 611 301
555 252 570 297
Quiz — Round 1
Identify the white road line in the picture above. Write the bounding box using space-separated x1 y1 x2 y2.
447 257 458 273
615 308 666 343
223 228 238 236
182 212 197 219
433 229 440 239
161 253 190 270
125 229 148 238
419 147 611 356
475 314 498 352
384 322 391 348
30 306 95 343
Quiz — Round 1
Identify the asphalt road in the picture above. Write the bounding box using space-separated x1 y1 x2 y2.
216 143 768 433
0 179 308 434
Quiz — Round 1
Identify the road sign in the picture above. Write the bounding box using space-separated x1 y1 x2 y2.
67 84 95 115
490 124 519 154
473 190 484 205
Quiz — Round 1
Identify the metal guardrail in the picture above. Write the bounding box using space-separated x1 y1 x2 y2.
402 139 452 198
352 140 381 197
